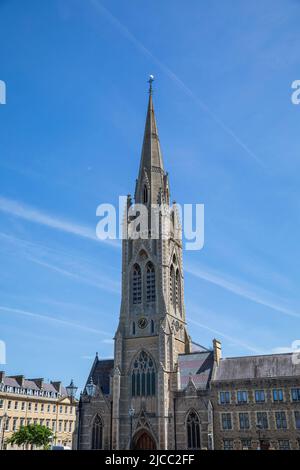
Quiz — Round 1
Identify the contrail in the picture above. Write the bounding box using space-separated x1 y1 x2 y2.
90 0 265 168
186 264 300 320
0 195 120 249
0 305 112 337
188 317 266 354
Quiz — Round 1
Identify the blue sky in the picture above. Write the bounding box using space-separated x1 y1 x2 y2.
0 0 300 392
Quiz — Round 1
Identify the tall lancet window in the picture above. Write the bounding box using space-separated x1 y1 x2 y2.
175 269 181 313
170 265 175 306
132 264 142 304
91 415 103 450
146 262 155 302
187 411 200 449
131 351 156 397
143 185 148 204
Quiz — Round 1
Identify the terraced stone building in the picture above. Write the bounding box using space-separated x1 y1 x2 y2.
0 372 76 449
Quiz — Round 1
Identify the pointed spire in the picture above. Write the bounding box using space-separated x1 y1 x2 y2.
135 76 166 205
140 78 164 172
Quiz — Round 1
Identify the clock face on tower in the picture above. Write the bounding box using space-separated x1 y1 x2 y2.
138 317 148 329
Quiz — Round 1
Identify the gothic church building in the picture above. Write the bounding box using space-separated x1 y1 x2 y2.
77 83 300 451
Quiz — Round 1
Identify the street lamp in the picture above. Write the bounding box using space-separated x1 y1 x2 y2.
128 407 135 450
0 412 8 451
65 379 78 450
76 378 96 451
66 379 78 403
86 377 96 398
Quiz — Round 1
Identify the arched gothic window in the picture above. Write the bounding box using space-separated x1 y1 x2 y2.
151 319 154 334
171 209 175 227
146 262 155 302
132 264 142 304
175 269 180 310
143 185 148 204
131 351 155 397
91 415 103 450
132 322 136 335
187 411 200 449
170 265 175 306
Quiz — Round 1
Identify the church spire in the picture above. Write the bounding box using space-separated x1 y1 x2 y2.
135 76 167 206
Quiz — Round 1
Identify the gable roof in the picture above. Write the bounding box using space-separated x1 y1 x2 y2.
86 355 114 395
214 353 300 381
178 351 214 390
1 374 67 396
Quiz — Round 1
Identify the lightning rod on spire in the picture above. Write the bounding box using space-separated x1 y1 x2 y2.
148 74 154 95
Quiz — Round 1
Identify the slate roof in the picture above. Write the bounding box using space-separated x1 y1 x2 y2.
214 353 300 381
1 374 67 395
87 356 114 395
178 351 214 390
191 342 211 353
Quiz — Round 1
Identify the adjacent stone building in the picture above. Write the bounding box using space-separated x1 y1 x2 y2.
211 353 300 450
76 80 300 450
0 372 77 449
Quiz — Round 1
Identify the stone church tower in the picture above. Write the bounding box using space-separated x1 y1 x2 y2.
77 80 215 451
111 80 192 450
76 79 300 451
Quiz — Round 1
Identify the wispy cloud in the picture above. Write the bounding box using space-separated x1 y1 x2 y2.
186 264 300 319
0 195 120 249
0 305 111 336
27 256 120 294
90 0 265 168
187 316 265 354
271 346 294 354
0 231 120 295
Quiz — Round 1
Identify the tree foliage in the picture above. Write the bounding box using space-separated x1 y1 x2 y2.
6 424 53 450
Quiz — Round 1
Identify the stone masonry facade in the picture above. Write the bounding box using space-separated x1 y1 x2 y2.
76 82 300 450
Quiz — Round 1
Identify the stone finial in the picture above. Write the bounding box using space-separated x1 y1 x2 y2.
148 74 154 95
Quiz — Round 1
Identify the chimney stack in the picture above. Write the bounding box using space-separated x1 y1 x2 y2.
213 339 222 366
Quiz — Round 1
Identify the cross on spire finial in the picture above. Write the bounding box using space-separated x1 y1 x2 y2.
148 74 154 95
